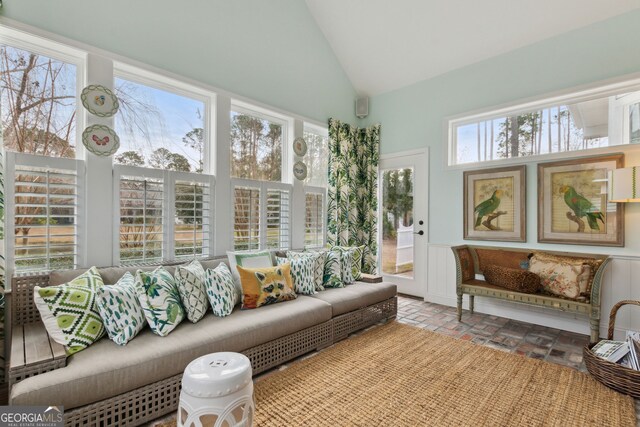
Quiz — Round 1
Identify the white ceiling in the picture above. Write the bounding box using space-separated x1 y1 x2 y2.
305 0 640 96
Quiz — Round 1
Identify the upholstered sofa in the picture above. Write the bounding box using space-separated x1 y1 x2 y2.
7 255 397 426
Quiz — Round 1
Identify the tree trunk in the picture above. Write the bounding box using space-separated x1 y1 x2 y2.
509 115 519 157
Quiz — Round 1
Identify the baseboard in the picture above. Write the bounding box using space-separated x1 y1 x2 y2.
424 293 617 339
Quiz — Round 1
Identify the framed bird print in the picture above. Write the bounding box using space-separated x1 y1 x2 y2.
537 154 624 246
463 165 526 242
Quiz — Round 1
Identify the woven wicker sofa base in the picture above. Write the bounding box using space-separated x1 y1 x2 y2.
61 297 397 427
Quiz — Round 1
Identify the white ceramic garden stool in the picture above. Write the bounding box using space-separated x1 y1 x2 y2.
178 352 254 427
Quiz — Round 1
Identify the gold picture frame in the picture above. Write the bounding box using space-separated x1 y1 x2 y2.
463 165 526 242
537 154 624 246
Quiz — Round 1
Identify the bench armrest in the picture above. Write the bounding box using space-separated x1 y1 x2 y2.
9 322 67 389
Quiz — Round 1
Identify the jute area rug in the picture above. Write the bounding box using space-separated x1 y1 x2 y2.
164 322 636 426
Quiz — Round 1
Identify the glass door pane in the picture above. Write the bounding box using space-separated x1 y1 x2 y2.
381 168 414 278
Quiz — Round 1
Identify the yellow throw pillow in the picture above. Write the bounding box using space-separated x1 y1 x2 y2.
237 264 297 309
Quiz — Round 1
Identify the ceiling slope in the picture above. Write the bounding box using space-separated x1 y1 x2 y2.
306 0 640 96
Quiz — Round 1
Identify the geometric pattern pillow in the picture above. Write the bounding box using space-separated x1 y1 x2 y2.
236 264 297 309
331 245 364 280
323 250 344 288
135 267 185 337
95 271 146 345
204 263 238 317
337 249 355 284
276 255 316 295
291 250 325 291
174 260 209 323
34 266 106 355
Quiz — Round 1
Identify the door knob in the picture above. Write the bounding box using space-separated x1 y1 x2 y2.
414 230 424 236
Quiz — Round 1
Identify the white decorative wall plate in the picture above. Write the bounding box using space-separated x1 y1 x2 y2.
81 84 120 117
293 137 308 157
293 161 307 180
82 124 120 157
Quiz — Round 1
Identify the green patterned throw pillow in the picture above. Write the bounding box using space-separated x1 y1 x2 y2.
337 249 355 284
289 251 325 291
276 255 316 295
135 267 185 337
34 266 106 355
323 250 344 288
96 272 146 345
331 245 365 280
174 260 209 323
204 263 238 317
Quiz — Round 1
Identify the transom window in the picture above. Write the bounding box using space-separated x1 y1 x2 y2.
449 82 640 165
114 69 209 173
230 108 284 182
303 126 329 188
0 44 78 158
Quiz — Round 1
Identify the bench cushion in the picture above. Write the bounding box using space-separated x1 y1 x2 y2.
10 296 332 410
310 282 397 316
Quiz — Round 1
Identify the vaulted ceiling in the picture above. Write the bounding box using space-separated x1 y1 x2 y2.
305 0 640 96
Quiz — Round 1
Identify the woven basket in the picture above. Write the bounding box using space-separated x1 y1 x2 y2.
584 300 640 398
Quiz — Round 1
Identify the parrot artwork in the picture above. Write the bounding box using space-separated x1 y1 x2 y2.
474 189 503 228
559 185 604 231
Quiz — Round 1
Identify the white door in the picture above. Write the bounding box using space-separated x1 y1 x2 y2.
378 150 428 297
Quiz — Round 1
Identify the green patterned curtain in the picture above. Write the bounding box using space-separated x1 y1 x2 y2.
327 118 380 274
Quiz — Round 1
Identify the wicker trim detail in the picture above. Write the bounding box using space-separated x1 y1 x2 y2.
243 321 333 375
9 356 66 390
11 296 397 427
333 297 397 341
11 274 50 325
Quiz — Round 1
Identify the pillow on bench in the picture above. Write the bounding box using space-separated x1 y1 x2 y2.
528 253 591 300
482 265 541 294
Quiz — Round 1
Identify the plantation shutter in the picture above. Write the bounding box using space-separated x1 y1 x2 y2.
266 188 290 249
304 191 324 248
174 180 212 259
7 153 83 273
233 186 260 250
119 175 164 264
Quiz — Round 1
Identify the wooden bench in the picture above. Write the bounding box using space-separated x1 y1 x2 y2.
6 273 68 389
451 245 610 344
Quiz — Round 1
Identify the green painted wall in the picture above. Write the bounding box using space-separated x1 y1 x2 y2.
364 10 640 254
1 0 356 123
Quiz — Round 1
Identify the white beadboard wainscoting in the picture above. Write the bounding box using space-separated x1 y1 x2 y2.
425 244 640 340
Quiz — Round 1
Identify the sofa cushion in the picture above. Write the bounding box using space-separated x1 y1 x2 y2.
10 296 332 410
310 282 396 316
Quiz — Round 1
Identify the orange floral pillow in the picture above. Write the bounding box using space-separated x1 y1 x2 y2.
236 264 296 309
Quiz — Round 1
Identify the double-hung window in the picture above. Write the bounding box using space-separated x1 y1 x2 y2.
1 37 86 273
302 125 328 248
230 106 292 250
112 65 215 264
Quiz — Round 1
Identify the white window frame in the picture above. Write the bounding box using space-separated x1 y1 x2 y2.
113 164 215 265
230 101 293 183
446 75 640 169
113 62 216 174
0 25 88 160
302 186 326 249
231 178 293 250
5 152 86 275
